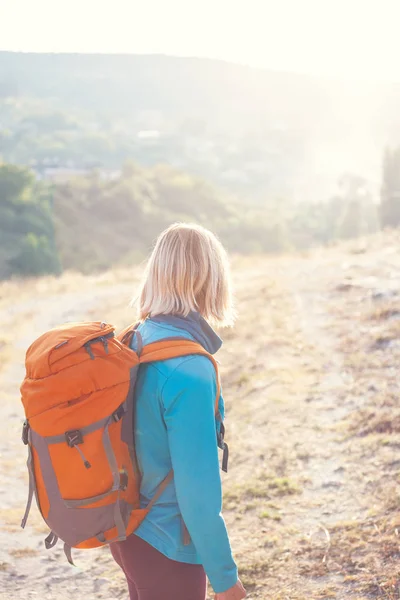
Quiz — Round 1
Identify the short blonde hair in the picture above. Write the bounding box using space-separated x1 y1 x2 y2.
137 223 234 326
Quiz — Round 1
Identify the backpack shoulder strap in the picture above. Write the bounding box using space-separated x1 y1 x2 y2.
117 322 139 346
141 339 226 523
140 339 221 414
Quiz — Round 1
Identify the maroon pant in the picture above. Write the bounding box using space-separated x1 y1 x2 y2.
110 535 207 600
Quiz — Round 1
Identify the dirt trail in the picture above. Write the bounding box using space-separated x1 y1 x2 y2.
286 258 367 528
0 241 399 600
216 256 363 598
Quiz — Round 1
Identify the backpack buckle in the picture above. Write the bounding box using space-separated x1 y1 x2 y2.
112 404 126 423
65 430 83 447
22 420 30 445
119 469 128 491
217 421 225 449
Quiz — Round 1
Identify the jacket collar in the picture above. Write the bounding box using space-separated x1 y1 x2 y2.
149 311 222 355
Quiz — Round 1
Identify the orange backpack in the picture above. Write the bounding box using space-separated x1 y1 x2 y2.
20 320 225 563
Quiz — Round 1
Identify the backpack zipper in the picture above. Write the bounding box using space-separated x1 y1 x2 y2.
65 430 92 469
84 331 114 360
73 444 92 469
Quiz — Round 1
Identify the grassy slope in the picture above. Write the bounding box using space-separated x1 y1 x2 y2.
0 231 399 599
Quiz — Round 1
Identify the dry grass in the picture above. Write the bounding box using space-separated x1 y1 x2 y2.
294 515 400 598
9 548 39 559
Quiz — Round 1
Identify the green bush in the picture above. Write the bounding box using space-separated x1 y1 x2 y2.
0 163 61 278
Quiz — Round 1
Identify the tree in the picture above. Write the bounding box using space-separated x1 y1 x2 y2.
0 163 61 278
381 147 400 228
335 174 377 239
0 163 34 203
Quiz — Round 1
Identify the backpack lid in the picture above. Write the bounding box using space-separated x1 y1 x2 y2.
25 321 115 379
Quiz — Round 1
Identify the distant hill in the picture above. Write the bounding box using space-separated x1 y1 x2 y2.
1 52 400 201
0 52 382 130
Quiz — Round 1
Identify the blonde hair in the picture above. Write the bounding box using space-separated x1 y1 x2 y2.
137 223 234 327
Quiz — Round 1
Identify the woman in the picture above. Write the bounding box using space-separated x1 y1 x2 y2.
110 223 246 600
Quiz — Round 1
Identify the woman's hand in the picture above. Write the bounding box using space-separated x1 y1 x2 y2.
215 579 247 600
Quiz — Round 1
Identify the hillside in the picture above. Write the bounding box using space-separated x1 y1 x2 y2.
1 52 400 201
0 232 399 599
1 160 381 279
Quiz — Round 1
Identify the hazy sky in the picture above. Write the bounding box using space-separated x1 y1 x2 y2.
1 0 400 81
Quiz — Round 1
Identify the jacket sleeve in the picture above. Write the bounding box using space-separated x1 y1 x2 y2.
162 356 238 593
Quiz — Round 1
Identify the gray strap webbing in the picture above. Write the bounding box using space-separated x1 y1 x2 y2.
103 419 120 493
113 500 126 541
64 485 119 508
64 543 75 566
21 445 35 529
45 415 110 444
44 531 59 549
45 402 127 444
103 420 126 540
44 404 127 445
134 330 143 356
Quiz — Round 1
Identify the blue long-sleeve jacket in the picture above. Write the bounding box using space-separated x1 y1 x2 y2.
131 318 238 593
